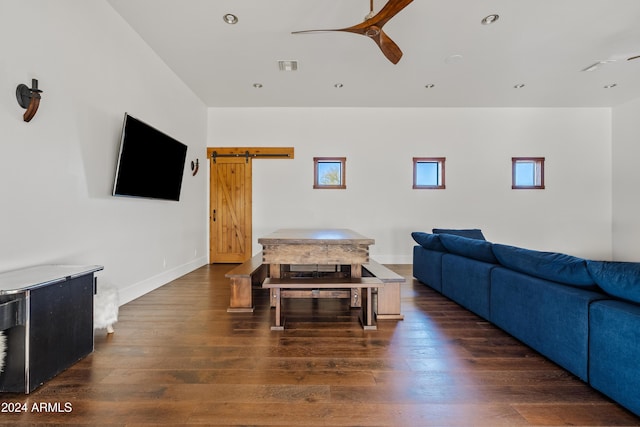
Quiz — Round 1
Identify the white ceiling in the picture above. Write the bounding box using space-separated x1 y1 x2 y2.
107 0 640 108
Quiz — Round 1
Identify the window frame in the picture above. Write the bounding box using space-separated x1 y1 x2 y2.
413 157 446 189
313 157 346 189
512 157 545 189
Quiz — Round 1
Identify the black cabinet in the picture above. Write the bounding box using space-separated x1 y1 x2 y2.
0 265 103 393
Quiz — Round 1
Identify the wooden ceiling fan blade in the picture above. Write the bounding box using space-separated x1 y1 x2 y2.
291 29 344 35
358 0 414 29
371 29 403 64
292 0 413 64
294 0 415 35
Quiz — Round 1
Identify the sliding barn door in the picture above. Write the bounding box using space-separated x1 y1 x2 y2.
209 157 252 263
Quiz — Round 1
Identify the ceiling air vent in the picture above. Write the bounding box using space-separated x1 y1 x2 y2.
278 60 298 72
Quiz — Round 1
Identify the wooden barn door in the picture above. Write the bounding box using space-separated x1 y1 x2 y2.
209 157 252 263
208 147 294 263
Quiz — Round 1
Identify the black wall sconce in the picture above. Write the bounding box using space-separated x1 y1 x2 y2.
16 79 43 122
191 159 199 176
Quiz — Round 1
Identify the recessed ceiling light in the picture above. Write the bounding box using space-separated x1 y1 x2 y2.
481 14 499 25
253 83 263 88
334 83 344 88
223 13 238 24
425 84 435 89
514 83 525 89
445 54 463 64
604 83 617 89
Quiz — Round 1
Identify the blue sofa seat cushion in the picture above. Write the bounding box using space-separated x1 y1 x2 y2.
492 244 596 288
413 246 445 293
439 234 497 264
490 268 605 381
589 300 640 415
411 232 447 252
586 261 640 304
432 228 486 240
442 253 496 320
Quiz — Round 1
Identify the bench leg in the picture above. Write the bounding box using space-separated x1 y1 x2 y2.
227 277 254 313
271 287 284 331
375 281 404 320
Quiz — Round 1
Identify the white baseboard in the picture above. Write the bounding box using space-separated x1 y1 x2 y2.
371 254 413 264
118 256 208 305
115 254 410 306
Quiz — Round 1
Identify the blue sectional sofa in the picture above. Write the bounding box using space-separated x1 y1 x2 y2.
412 229 640 417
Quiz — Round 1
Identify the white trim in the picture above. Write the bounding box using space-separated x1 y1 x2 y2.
118 257 208 305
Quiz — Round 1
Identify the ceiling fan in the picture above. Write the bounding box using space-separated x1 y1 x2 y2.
582 54 640 71
292 0 414 64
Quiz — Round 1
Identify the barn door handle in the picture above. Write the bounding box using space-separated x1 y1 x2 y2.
212 209 216 222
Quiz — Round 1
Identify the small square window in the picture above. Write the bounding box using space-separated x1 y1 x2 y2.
314 157 346 189
413 157 445 189
512 157 545 189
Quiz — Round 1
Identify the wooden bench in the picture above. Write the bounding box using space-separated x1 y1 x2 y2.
363 260 405 320
225 252 268 313
262 277 384 330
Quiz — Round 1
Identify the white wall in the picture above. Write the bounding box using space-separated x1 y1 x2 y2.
612 97 640 261
0 1 208 303
1 2 626 309
208 107 613 263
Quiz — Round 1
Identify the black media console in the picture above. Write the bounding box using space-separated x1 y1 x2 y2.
0 265 103 393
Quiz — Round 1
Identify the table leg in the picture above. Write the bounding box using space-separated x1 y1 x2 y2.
271 287 284 331
351 263 362 307
361 286 377 330
269 263 280 308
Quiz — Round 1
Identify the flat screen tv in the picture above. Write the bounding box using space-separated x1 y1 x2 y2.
113 113 188 201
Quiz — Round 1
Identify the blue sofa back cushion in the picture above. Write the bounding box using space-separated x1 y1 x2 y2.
492 244 596 287
433 228 486 240
411 232 447 252
439 234 498 264
587 261 640 304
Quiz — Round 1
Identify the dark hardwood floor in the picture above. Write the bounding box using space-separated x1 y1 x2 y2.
1 264 638 426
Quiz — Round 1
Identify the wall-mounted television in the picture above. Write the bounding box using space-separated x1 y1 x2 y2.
113 113 188 201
